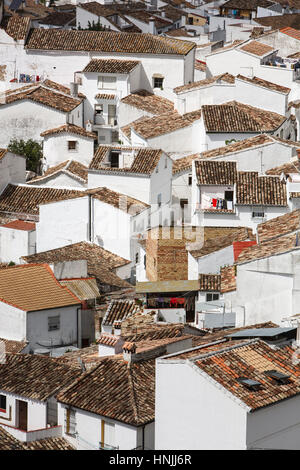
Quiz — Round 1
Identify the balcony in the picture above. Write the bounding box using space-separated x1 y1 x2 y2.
0 422 62 442
99 442 119 450
195 202 234 214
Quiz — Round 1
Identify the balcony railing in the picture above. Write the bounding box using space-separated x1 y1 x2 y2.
99 442 119 450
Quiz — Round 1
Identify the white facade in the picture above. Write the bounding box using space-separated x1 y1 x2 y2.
0 99 83 149
57 403 154 450
42 131 95 169
0 151 26 194
0 225 36 263
155 356 300 450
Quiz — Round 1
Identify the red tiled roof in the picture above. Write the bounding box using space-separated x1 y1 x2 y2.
233 240 257 261
1 220 36 231
280 26 300 40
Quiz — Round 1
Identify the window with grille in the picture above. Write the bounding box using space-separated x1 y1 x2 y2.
0 395 6 411
206 293 219 302
153 77 164 89
68 140 77 151
48 315 60 332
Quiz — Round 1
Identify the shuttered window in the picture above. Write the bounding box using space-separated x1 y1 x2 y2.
65 408 76 435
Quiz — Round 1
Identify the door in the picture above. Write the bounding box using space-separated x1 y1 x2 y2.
108 105 116 126
18 400 28 431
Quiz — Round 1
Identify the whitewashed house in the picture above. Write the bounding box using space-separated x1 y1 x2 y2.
0 353 80 443
88 145 172 205
36 187 149 261
56 345 155 450
76 2 139 32
191 160 289 232
0 219 36 263
234 210 300 327
101 299 141 335
28 160 88 189
156 338 300 449
0 148 26 194
0 263 84 352
80 58 143 144
0 81 84 149
40 124 97 170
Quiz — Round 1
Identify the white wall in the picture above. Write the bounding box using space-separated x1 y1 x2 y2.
26 305 80 352
0 152 26 194
88 172 151 203
0 227 36 263
197 245 234 274
0 302 26 342
0 390 47 432
155 360 247 449
43 132 94 169
29 172 86 189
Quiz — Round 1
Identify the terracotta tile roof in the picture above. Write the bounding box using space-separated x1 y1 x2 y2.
0 337 27 353
208 39 244 55
257 209 300 243
266 159 300 175
28 160 88 184
237 232 298 264
195 340 300 411
123 323 184 342
95 93 116 100
1 83 82 113
0 353 80 401
77 2 115 16
201 134 300 160
1 15 31 41
40 124 96 139
90 145 163 174
222 0 274 10
25 29 195 55
97 333 119 347
0 427 26 450
280 26 300 40
287 51 300 58
42 79 85 99
202 101 286 133
0 149 8 160
39 11 75 26
92 187 149 214
83 58 140 74
57 344 101 370
127 10 173 28
59 277 100 301
236 172 287 206
194 60 206 71
128 109 202 140
1 219 35 231
189 227 254 259
236 74 291 94
22 242 131 289
290 192 300 198
199 274 220 291
121 90 174 115
57 355 155 426
0 184 83 216
172 153 200 175
256 14 300 30
174 73 235 94
239 40 274 56
25 437 75 450
0 263 81 311
167 28 191 37
103 300 141 326
195 160 236 185
220 265 236 293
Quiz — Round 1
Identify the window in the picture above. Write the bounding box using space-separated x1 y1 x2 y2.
110 150 120 168
206 293 219 302
144 254 146 269
237 377 262 391
108 104 117 126
164 158 168 169
225 190 233 202
157 193 162 208
153 77 164 89
135 252 139 264
252 211 265 218
0 394 6 411
68 140 77 151
188 175 192 186
48 315 60 332
65 408 76 436
98 75 117 90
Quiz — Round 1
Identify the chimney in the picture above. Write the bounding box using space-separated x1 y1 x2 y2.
181 14 186 27
113 320 122 336
149 17 156 35
70 82 79 98
123 342 137 363
85 120 93 132
161 9 166 18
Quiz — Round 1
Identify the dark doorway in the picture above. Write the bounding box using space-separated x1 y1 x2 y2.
18 400 28 431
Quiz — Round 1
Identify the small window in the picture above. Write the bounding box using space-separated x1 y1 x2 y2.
252 211 265 218
68 141 77 151
98 75 116 90
0 394 6 411
188 175 192 186
48 315 60 332
206 293 219 302
165 158 168 169
99 135 106 142
135 252 139 264
237 377 262 391
264 370 290 384
65 408 76 436
153 77 164 89
144 254 146 269
157 193 162 208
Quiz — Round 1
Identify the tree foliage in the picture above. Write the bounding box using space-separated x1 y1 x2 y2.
8 139 43 173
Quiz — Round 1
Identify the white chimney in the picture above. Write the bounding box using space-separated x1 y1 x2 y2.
181 14 186 27
85 120 93 132
149 17 156 35
123 342 137 363
70 82 79 98
161 9 166 18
